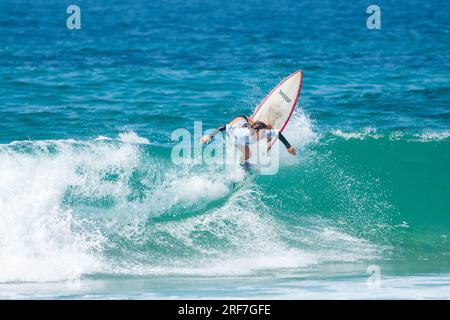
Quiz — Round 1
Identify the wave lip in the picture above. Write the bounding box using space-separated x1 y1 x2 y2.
331 127 382 140
118 131 150 144
414 129 450 142
330 128 450 142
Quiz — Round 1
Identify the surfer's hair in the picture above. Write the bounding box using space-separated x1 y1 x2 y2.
250 121 272 131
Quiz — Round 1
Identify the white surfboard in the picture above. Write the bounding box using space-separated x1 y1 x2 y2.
251 70 303 136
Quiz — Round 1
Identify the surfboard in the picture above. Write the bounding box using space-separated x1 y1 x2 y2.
251 70 303 147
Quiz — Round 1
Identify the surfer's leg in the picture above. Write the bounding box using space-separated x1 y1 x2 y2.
237 145 251 162
237 145 252 172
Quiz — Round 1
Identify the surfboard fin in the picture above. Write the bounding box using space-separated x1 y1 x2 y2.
240 161 252 173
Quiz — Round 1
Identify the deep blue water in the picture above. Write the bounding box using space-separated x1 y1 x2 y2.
0 0 449 299
1 0 449 142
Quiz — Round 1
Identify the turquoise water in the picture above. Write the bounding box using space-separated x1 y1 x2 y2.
0 0 449 299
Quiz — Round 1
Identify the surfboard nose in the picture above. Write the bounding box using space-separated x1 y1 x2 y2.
293 70 303 78
251 70 303 132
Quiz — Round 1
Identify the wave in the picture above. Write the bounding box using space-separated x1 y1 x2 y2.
1 113 449 282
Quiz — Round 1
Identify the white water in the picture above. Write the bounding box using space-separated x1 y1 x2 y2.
0 116 383 285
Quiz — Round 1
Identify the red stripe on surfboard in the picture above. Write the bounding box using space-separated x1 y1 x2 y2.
280 70 303 133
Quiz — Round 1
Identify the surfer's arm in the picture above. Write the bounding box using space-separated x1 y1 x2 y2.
266 129 291 149
265 130 296 155
211 125 226 136
200 125 226 144
278 132 291 149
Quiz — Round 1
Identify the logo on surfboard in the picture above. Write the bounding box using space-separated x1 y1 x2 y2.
278 89 291 103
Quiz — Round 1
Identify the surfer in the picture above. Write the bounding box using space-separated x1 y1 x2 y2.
200 116 296 170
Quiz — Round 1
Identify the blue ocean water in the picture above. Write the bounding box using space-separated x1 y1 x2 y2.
0 0 449 299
